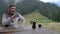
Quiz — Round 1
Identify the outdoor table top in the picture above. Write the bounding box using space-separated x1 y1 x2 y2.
0 26 59 34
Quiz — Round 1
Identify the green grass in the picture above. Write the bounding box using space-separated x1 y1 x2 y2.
42 23 60 34
23 10 53 26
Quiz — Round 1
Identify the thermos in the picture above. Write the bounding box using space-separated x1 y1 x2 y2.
32 22 36 29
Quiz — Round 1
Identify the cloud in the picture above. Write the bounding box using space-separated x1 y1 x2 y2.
40 0 60 3
40 0 60 6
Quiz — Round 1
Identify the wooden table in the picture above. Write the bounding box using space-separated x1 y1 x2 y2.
0 26 59 34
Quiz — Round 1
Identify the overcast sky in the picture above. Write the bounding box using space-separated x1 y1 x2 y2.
40 0 60 2
40 0 60 6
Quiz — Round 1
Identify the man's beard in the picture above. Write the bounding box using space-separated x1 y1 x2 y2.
10 12 15 15
8 11 16 16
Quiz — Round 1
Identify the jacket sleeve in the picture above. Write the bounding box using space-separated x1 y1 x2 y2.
2 14 12 26
18 14 25 26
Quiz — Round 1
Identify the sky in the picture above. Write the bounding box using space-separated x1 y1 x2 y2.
40 0 60 2
40 0 60 6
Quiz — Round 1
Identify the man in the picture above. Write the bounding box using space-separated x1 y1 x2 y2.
2 5 25 28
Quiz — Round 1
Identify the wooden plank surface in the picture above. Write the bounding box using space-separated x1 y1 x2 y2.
0 26 59 34
0 27 25 33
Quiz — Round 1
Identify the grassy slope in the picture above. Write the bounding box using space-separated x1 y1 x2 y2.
42 23 60 34
23 10 53 26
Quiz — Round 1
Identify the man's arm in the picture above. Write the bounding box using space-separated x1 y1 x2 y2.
2 14 12 26
18 14 25 27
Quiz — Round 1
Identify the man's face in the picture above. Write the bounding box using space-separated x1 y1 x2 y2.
9 7 16 14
